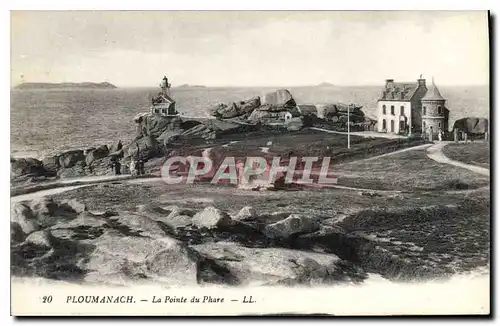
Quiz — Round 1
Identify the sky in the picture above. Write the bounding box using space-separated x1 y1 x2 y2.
10 11 490 87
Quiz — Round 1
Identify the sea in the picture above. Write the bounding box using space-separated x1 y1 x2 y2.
10 85 489 159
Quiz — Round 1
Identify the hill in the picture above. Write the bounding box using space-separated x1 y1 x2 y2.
316 82 336 87
14 82 117 90
175 84 207 89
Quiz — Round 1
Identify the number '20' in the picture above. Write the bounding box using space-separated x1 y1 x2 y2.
42 295 53 303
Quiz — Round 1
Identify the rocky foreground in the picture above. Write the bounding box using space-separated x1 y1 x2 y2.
11 188 490 287
11 198 364 287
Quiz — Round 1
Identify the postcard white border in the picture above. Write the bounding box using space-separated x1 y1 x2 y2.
3 0 497 324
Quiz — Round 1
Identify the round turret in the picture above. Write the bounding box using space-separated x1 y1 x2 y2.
421 78 448 136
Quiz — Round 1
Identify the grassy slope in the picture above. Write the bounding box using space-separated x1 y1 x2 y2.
169 129 427 164
334 148 490 191
443 142 490 168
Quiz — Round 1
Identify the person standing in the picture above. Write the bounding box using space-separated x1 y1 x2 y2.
438 128 443 141
114 160 122 175
129 158 136 176
138 159 145 175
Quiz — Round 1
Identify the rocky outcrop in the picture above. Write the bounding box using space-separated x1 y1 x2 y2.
261 89 296 108
85 145 109 166
11 199 371 286
452 117 489 134
233 206 257 221
10 198 83 234
127 135 161 160
192 206 233 229
109 140 123 153
58 150 85 169
208 97 261 119
192 242 344 286
41 156 60 174
182 119 256 140
11 157 47 178
135 114 184 139
264 214 320 239
316 103 365 123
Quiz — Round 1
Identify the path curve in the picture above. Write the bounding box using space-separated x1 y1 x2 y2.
426 142 490 177
11 141 489 202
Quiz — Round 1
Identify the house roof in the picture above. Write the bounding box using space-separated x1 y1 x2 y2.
160 94 176 104
422 79 445 101
378 82 419 101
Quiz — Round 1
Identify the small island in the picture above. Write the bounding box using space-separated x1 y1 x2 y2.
174 84 207 89
14 82 117 90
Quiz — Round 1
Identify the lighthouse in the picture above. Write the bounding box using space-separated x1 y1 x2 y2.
151 75 178 117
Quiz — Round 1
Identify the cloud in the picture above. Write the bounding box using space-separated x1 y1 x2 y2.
11 11 489 87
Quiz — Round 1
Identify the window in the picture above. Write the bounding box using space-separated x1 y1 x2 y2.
423 121 426 129
391 106 395 115
423 106 427 115
382 119 387 131
390 120 394 132
382 105 386 115
438 106 442 114
438 122 441 128
400 106 404 115
154 108 159 114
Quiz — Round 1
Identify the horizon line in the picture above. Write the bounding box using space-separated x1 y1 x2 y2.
11 82 490 89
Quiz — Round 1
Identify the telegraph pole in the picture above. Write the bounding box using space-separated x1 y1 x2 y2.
347 104 351 149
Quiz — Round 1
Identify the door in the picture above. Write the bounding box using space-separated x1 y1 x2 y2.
399 118 406 133
390 120 394 133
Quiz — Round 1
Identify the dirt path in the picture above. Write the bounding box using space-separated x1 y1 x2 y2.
426 142 490 177
11 140 489 202
335 143 432 167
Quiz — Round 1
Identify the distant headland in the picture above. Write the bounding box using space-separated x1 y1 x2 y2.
174 84 207 89
14 82 117 90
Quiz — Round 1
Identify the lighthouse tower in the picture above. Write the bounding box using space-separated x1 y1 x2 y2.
160 75 171 96
421 77 448 138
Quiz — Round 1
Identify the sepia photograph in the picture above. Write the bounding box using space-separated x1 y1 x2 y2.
9 9 491 316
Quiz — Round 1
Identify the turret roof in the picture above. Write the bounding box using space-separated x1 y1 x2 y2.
422 78 445 101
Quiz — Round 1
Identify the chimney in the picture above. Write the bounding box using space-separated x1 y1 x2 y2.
385 79 394 88
417 76 426 87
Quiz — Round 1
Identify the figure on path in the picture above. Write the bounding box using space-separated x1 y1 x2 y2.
138 158 145 175
130 158 136 176
114 159 122 175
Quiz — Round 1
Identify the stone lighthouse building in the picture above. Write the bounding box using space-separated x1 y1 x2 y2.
421 78 449 138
